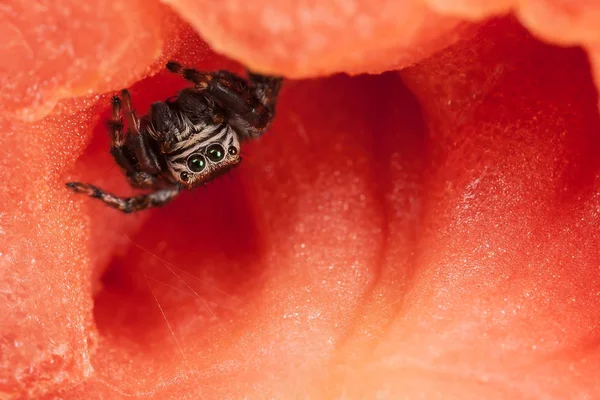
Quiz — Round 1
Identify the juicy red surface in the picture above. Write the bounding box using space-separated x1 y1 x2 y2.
1 2 600 400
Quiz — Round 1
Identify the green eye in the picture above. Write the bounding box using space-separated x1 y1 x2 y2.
187 154 206 172
206 143 225 162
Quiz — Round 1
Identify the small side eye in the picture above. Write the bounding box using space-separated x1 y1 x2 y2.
228 146 238 156
180 171 190 182
187 154 206 172
206 143 225 162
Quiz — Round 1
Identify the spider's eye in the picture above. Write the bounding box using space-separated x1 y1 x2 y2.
228 146 238 156
187 154 206 172
180 171 190 182
206 143 225 162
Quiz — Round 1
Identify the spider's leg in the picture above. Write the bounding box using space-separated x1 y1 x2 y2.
126 171 158 189
166 61 284 140
65 183 181 213
246 71 283 112
120 89 140 132
107 94 134 172
108 94 162 188
166 61 213 89
65 94 161 202
106 95 156 185
119 89 163 175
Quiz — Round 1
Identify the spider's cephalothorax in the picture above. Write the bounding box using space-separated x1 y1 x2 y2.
66 61 283 213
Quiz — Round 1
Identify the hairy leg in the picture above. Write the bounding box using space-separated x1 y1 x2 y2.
120 90 163 175
66 93 161 198
107 95 132 172
166 61 283 138
246 71 283 112
65 183 181 213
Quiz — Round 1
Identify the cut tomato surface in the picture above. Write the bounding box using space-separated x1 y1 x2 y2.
1 1 600 399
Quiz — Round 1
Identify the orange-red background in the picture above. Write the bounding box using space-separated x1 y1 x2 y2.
1 1 600 399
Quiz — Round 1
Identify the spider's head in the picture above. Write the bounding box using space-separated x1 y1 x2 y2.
167 131 242 189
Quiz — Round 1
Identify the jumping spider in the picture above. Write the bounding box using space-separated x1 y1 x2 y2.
66 61 283 213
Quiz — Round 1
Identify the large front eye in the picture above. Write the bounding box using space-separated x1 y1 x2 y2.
187 154 206 172
206 143 225 162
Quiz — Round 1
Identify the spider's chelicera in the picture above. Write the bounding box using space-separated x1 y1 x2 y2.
66 61 283 213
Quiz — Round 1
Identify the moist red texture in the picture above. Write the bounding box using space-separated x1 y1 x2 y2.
0 0 181 122
164 0 470 77
1 1 600 399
